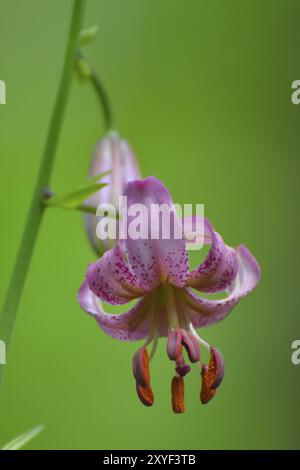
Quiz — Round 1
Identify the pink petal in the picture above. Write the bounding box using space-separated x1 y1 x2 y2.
184 244 260 327
86 245 145 305
186 218 238 293
124 177 189 289
77 280 152 341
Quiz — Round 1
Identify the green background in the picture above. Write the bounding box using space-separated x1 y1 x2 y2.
0 0 299 450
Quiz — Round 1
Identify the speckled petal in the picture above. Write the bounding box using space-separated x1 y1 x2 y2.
125 177 189 290
77 280 152 341
86 245 145 305
184 244 260 327
186 218 238 293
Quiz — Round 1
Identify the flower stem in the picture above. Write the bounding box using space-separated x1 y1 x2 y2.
76 50 115 131
0 0 86 387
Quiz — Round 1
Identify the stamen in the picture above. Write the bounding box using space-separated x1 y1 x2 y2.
167 329 182 360
165 286 182 330
143 297 159 361
200 365 216 404
171 376 185 414
148 331 159 361
132 347 150 387
136 382 154 407
181 330 200 363
200 347 225 404
133 347 154 407
189 324 210 351
205 347 224 390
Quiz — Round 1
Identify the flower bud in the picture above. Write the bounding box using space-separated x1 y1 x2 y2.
84 133 141 255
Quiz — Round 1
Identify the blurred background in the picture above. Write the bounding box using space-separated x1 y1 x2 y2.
0 0 300 450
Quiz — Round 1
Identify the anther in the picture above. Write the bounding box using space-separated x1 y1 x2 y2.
133 347 151 387
200 365 216 404
200 347 224 404
136 382 154 407
181 330 201 363
133 347 154 407
204 347 224 389
167 329 182 361
171 376 185 414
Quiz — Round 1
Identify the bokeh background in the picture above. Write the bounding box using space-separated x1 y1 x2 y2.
0 0 300 450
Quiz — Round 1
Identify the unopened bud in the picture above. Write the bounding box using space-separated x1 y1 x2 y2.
84 133 141 255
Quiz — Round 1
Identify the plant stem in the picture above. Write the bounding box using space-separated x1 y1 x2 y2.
77 50 115 131
0 0 86 387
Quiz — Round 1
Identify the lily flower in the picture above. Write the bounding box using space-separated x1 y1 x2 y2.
84 133 141 255
78 177 260 413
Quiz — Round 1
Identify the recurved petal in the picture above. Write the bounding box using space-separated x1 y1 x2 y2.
184 244 260 328
186 218 238 293
77 280 152 341
125 177 189 290
86 245 145 305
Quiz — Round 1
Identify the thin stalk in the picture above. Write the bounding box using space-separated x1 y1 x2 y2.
0 0 86 387
77 50 115 131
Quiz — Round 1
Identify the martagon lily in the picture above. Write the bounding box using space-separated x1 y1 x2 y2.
78 177 260 413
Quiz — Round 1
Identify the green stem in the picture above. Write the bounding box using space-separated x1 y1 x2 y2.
77 50 115 131
0 0 86 387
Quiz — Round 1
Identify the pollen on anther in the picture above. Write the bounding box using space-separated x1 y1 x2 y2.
171 376 185 414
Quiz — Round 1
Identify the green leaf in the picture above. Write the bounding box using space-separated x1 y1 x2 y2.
43 171 111 211
79 25 99 46
44 182 108 209
2 425 44 450
86 170 111 185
